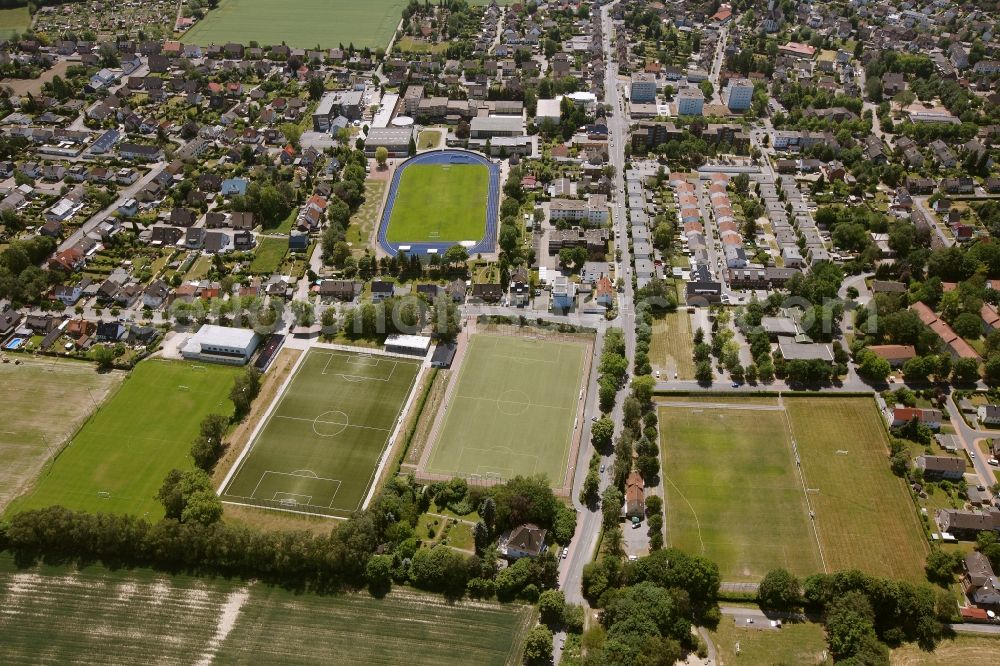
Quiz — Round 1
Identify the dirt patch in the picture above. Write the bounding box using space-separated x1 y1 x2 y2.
221 502 335 535
196 586 251 666
1 59 69 98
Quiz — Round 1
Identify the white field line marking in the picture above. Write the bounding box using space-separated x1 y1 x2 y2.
273 415 391 433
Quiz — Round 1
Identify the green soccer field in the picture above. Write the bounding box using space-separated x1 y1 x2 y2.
221 349 420 517
385 164 489 243
659 403 823 581
425 335 586 487
183 0 405 49
5 360 239 519
788 397 929 582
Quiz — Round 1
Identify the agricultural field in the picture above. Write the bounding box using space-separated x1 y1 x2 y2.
386 163 489 243
787 398 929 582
6 360 239 519
709 615 830 666
649 311 695 380
424 334 587 488
0 358 123 512
658 403 823 580
0 554 532 665
0 7 30 39
249 236 288 274
890 634 1000 665
220 349 420 517
182 0 405 49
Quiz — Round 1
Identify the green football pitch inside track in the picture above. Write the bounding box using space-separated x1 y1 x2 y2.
385 163 489 243
425 335 586 486
221 349 420 517
5 360 240 519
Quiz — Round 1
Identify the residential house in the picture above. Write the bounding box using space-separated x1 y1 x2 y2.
892 407 942 429
499 523 547 560
962 551 1000 608
915 455 965 480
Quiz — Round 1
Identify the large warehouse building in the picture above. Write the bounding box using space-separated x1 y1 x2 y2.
364 127 414 157
181 324 260 365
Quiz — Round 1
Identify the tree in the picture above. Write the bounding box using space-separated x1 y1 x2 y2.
366 554 393 596
181 489 224 526
952 357 980 384
857 349 892 382
523 625 553 665
443 244 469 269
538 589 566 627
375 146 389 168
601 485 623 531
591 417 614 450
580 469 600 506
695 360 713 384
280 123 303 148
94 345 115 371
156 469 221 524
953 312 983 340
631 375 656 404
758 568 801 610
190 413 228 471
308 75 326 101
925 549 961 585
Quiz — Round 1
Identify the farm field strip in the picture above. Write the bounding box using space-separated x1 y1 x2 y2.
183 0 405 49
0 554 531 666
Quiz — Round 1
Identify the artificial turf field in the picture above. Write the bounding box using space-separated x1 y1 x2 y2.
424 334 586 486
658 404 823 581
788 398 929 582
385 163 489 243
220 349 420 517
5 360 239 519
0 554 532 665
183 0 404 49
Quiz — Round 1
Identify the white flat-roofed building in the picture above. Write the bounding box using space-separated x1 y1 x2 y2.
364 127 413 157
536 98 561 124
385 334 432 356
549 195 608 226
724 78 754 111
470 115 525 138
676 87 705 116
181 324 259 365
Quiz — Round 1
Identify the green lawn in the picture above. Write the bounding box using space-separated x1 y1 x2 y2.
0 7 30 39
787 398 929 582
249 237 288 274
0 553 532 665
425 335 586 488
6 360 239 519
386 163 489 243
0 359 123 512
649 312 695 380
221 350 420 517
658 404 823 581
709 614 830 666
183 0 405 49
346 180 386 252
418 129 443 149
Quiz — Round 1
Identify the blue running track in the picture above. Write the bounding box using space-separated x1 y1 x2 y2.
377 149 500 257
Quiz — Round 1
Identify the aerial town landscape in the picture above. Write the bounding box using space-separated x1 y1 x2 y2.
1 0 1000 663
